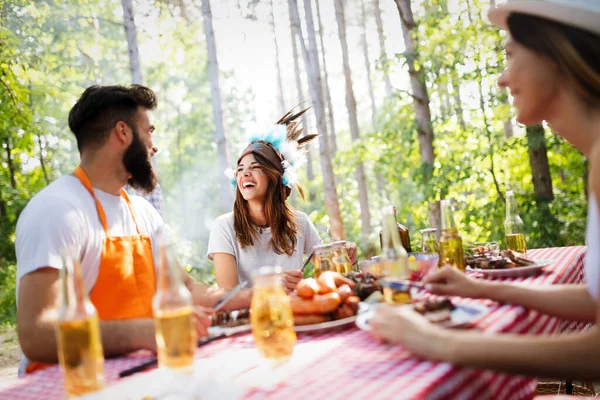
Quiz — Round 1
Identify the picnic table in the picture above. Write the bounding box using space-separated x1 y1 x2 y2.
0 246 590 400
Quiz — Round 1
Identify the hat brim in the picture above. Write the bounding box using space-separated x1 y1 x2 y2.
488 1 600 36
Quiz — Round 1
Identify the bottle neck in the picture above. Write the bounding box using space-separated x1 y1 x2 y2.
382 213 404 253
506 193 519 219
158 243 183 291
441 203 456 230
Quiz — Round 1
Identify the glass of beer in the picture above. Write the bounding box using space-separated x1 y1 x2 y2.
250 266 296 367
312 244 335 278
152 233 196 373
56 252 104 397
331 241 353 274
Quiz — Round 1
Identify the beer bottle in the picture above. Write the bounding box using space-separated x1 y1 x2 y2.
504 190 527 254
439 199 466 271
56 251 104 397
379 206 411 252
152 233 196 372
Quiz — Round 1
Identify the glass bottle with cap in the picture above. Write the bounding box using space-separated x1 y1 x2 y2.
251 266 296 366
312 243 335 278
504 190 527 254
56 251 104 397
331 240 352 274
152 233 196 372
439 199 465 271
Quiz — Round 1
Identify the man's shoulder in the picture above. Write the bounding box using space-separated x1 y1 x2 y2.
20 176 86 215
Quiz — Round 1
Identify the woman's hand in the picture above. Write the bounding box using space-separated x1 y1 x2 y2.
424 266 487 299
192 306 212 338
281 270 304 293
371 304 451 362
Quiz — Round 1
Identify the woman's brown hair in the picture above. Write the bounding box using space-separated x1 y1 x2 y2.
507 13 600 106
233 152 299 256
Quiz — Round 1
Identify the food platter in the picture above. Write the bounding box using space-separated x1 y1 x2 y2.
466 259 554 278
207 323 252 337
294 303 369 333
355 302 488 331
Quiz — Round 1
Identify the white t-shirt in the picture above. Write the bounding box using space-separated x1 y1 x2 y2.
15 175 164 375
584 193 600 301
207 211 322 283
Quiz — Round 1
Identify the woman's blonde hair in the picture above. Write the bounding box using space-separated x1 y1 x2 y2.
507 13 600 107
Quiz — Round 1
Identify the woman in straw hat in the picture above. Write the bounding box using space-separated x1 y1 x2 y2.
207 108 357 293
372 0 600 379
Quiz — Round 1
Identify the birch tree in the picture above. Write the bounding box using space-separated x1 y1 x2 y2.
121 0 143 84
373 0 393 98
394 0 439 230
360 0 378 131
334 0 372 246
269 0 286 115
202 0 233 211
289 0 346 240
315 0 337 155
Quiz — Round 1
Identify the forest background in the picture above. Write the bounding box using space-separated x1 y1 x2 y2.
0 0 588 326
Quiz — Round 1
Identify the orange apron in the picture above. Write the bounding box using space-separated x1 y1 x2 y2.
26 166 157 374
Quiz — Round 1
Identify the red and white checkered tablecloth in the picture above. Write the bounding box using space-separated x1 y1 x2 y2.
0 246 589 400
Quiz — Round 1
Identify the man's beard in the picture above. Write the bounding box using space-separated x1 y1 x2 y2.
123 127 157 194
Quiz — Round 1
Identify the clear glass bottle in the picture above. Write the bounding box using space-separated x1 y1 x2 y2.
331 241 352 275
420 228 441 267
152 235 196 372
504 190 527 254
381 206 409 278
312 244 335 278
439 200 466 271
379 206 411 252
56 251 104 397
250 266 296 366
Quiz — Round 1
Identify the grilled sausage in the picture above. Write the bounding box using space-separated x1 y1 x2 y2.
296 278 320 300
290 292 342 315
293 314 330 326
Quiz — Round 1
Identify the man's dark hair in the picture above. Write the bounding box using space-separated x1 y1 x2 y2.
68 84 157 152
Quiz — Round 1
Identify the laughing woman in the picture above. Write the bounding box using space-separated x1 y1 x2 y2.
372 0 600 381
208 109 357 293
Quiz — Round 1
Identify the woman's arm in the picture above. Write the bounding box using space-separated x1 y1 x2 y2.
213 252 240 289
425 267 596 321
448 307 600 380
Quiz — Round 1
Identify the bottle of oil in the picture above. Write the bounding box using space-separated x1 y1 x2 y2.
439 200 465 271
152 234 196 373
56 251 104 397
379 206 411 253
504 190 527 254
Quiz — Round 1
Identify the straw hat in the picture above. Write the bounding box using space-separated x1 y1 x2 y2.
488 0 600 35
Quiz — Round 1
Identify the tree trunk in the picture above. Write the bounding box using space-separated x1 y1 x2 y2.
373 0 393 98
315 0 337 155
288 0 315 201
449 69 466 131
289 0 345 240
6 138 16 189
121 0 143 84
526 125 554 201
37 134 50 185
360 0 378 131
394 0 439 230
269 0 286 115
202 0 233 212
335 0 371 246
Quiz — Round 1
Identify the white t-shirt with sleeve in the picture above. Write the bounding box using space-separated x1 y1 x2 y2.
15 175 164 375
207 211 322 283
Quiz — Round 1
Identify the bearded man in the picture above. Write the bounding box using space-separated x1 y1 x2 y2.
15 85 251 375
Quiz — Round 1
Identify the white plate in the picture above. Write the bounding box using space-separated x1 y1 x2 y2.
466 259 554 278
355 302 488 331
